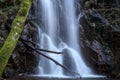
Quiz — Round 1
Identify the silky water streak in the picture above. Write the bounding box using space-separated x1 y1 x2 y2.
35 0 95 77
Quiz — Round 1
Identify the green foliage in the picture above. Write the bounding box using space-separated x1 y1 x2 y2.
0 0 5 3
0 0 22 26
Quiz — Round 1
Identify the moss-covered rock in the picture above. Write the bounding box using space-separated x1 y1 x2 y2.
0 0 33 77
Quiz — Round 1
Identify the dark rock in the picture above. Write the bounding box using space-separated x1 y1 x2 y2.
63 49 77 76
87 10 109 24
3 66 16 78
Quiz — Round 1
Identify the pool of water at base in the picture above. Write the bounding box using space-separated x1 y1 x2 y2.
6 77 118 80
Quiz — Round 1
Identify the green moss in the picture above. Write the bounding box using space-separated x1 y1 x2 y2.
0 0 33 77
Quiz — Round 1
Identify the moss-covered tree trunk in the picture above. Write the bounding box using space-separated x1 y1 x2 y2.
0 0 33 77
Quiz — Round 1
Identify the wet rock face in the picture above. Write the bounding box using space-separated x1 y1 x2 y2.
0 0 120 78
78 0 120 77
63 49 77 76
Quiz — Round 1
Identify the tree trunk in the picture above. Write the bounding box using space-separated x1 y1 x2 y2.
0 0 33 77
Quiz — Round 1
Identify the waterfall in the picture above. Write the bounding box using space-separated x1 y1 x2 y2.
35 0 96 77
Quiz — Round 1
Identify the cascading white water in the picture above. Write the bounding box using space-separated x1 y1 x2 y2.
35 0 96 77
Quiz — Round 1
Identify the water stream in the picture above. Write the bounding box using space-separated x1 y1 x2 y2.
35 0 96 78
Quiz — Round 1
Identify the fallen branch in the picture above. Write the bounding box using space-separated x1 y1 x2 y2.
36 48 62 54
20 37 62 54
36 50 80 76
20 39 81 77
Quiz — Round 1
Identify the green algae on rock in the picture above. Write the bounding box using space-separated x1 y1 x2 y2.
0 0 33 77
